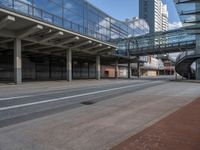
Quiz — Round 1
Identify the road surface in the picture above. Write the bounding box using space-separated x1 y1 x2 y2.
0 79 199 150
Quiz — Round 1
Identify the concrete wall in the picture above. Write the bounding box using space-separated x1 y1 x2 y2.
101 66 115 78
73 62 96 79
0 51 13 80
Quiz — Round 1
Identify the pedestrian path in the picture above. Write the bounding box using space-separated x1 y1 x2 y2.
111 97 200 150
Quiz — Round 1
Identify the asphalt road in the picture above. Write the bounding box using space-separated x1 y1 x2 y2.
0 80 164 128
1 79 200 150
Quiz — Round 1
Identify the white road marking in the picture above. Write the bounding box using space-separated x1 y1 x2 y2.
0 80 142 101
0 81 162 111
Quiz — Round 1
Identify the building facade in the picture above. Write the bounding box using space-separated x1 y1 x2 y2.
139 0 169 33
0 0 151 83
1 0 137 42
161 4 169 31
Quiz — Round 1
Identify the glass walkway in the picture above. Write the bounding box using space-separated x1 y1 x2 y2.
128 28 196 56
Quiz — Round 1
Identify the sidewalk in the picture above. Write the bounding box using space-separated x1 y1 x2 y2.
111 97 200 150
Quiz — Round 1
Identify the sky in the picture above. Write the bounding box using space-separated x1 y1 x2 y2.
88 0 182 30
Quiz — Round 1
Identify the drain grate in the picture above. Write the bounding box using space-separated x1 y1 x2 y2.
81 101 96 105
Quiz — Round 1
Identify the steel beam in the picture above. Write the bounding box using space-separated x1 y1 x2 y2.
83 44 103 52
26 45 53 51
93 46 111 54
56 36 80 46
70 40 92 49
0 16 15 30
40 31 64 43
17 24 43 38
0 38 13 44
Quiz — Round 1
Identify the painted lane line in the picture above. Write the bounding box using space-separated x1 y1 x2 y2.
0 81 143 101
0 81 162 111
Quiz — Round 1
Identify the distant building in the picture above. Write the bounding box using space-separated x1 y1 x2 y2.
139 0 169 33
139 0 169 77
161 4 169 31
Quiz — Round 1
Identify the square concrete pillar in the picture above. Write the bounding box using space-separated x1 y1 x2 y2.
96 55 101 80
115 59 119 79
128 60 131 79
137 60 140 78
14 38 22 84
66 49 72 82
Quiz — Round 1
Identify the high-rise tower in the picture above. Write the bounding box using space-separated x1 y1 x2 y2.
139 0 168 33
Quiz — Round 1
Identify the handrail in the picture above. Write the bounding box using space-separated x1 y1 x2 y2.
176 50 196 64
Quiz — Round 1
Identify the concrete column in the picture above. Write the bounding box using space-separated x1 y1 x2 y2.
137 60 140 78
128 60 131 79
14 38 22 84
96 55 101 80
66 49 72 81
115 59 119 79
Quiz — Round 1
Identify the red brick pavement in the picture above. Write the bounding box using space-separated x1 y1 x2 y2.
111 98 200 150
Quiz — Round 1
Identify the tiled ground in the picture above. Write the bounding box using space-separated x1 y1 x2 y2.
112 97 200 150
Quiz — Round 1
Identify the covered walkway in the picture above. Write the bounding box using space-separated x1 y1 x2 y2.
0 1 136 84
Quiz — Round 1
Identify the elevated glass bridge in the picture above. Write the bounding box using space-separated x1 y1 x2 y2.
127 28 196 56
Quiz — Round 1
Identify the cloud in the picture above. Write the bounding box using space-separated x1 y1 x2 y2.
65 3 73 9
168 21 182 30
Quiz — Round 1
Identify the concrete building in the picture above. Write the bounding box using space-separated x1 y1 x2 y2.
161 4 169 31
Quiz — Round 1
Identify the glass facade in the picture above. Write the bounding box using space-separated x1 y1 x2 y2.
0 0 149 44
116 18 150 56
175 0 198 26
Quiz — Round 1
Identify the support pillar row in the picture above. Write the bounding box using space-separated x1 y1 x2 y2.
14 38 22 84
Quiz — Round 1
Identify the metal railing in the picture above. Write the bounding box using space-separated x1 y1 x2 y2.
0 0 111 42
131 40 195 52
176 50 195 64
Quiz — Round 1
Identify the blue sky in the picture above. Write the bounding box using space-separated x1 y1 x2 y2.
88 0 180 25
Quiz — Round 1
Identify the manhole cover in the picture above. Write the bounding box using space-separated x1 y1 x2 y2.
81 101 96 105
